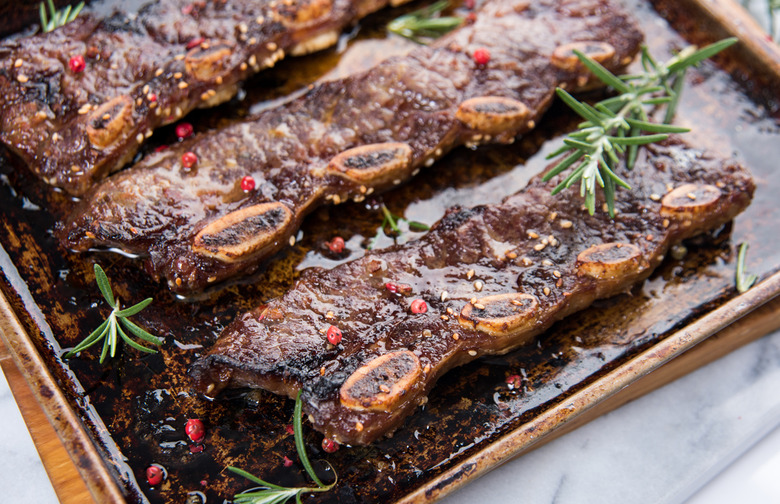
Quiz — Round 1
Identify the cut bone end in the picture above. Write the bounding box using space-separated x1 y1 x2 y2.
85 95 134 150
660 184 722 226
456 96 530 135
186 41 235 81
576 242 643 280
551 41 616 72
193 202 293 262
340 351 422 412
327 142 413 185
458 293 539 337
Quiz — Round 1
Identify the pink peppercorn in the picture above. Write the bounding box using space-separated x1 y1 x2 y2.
185 418 205 442
240 175 256 191
410 299 427 314
181 151 198 168
69 55 86 73
473 48 491 65
322 438 339 453
326 325 342 345
146 465 164 486
175 122 194 139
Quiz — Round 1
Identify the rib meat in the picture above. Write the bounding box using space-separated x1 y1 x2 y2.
0 0 399 195
59 0 642 293
189 137 754 444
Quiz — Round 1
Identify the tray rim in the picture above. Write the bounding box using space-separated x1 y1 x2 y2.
1 0 780 502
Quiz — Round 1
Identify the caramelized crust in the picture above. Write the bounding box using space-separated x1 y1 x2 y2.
0 0 405 194
60 0 643 293
189 138 754 444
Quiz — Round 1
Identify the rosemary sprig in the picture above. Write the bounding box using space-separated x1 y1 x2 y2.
228 391 336 504
39 0 84 33
736 242 758 293
388 0 463 44
368 204 430 249
543 38 738 216
64 264 162 364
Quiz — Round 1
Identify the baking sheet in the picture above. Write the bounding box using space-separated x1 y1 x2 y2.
1 0 779 502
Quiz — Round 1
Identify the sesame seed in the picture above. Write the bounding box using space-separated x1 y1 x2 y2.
646 234 654 241
173 72 183 79
17 74 29 83
320 367 326 376
267 42 278 51
542 259 553 266
649 193 661 201
355 421 363 432
527 120 535 129
256 15 265 24
175 54 185 60
240 62 248 71
215 76 223 85
473 303 485 310
379 384 391 393
136 133 144 143
289 235 296 246
422 329 432 337
548 211 558 221
441 315 449 321
533 243 546 251
238 22 248 33
470 297 477 304
506 251 517 259
207 276 217 283
468 350 477 356
602 203 609 212
474 280 483 291
423 364 431 373
178 81 188 89
248 55 257 66
527 231 539 239
467 269 475 280
553 270 561 278
200 92 209 100
440 291 449 302
425 158 434 167
686 192 697 200
663 219 670 228
136 98 143 106
332 194 341 204
543 287 551 295
52 133 62 142
446 307 454 315
35 111 47 119
249 37 257 45
143 84 150 94
522 258 533 266
14 58 22 68
326 311 335 319
393 179 401 185
560 220 573 229
175 277 182 286
70 165 79 172
155 68 163 76
226 158 237 167
85 231 96 239
452 333 460 340
541 238 549 245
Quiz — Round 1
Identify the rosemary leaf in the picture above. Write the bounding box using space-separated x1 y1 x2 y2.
294 390 325 487
736 243 758 293
39 1 84 32
388 0 463 44
545 38 737 215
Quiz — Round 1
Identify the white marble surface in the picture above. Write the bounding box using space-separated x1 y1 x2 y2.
0 329 779 503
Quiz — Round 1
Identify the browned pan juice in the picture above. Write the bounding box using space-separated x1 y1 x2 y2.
0 0 779 502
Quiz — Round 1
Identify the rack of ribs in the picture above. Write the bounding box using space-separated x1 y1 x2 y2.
189 137 754 444
59 0 643 293
0 0 405 195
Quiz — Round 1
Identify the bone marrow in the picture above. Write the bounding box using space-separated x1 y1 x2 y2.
340 351 422 412
193 203 294 262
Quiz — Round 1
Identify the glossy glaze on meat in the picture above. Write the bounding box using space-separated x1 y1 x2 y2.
59 0 643 293
0 0 396 195
189 138 755 444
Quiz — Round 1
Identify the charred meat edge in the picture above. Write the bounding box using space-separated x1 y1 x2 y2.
189 137 754 444
0 0 402 195
59 0 643 293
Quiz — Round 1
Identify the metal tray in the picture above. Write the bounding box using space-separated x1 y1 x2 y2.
1 0 779 502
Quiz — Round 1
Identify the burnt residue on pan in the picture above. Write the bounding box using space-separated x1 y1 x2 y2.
0 0 779 503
